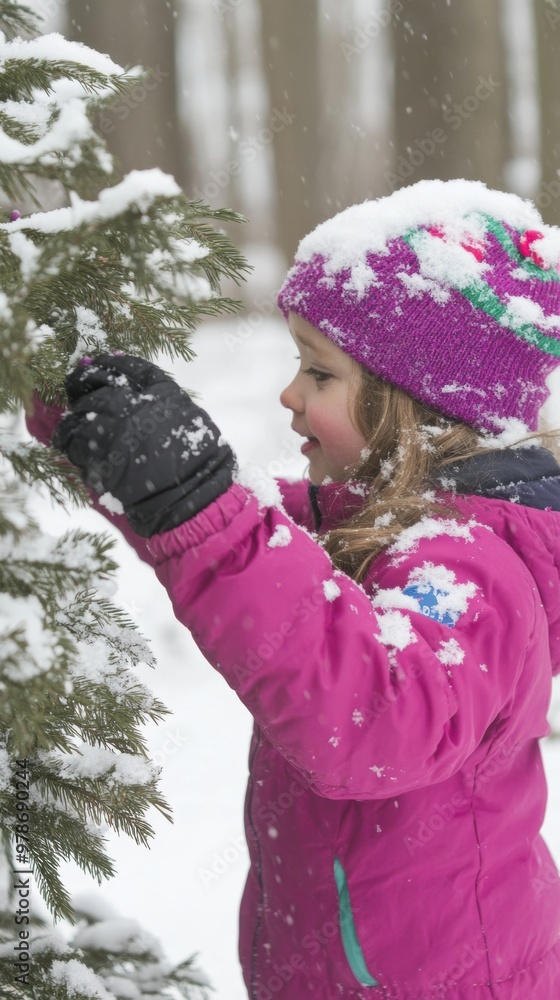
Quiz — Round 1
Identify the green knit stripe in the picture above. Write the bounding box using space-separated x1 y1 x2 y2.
401 230 560 359
333 857 379 987
460 280 560 358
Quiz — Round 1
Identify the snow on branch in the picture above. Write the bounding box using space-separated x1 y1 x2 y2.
3 169 183 231
0 32 125 77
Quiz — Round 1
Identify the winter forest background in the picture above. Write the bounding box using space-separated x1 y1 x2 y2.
32 0 560 268
4 0 560 998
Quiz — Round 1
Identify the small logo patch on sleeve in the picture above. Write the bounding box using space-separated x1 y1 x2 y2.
402 583 455 627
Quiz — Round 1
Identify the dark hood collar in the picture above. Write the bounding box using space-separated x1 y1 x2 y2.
440 446 560 511
307 479 368 534
308 446 560 532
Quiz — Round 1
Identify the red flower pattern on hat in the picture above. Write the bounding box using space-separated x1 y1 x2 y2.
427 225 485 262
519 230 549 270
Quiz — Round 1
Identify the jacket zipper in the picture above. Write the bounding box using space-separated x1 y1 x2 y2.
247 724 263 999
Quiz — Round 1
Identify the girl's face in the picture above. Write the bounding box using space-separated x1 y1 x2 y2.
280 312 367 485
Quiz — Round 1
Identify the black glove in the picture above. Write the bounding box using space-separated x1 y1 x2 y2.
53 354 237 537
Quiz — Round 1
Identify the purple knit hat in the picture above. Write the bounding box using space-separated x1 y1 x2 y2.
277 179 560 434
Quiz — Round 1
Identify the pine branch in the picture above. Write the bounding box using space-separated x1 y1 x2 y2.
31 765 172 841
0 532 118 604
0 0 37 38
59 590 157 665
28 806 115 922
0 658 78 756
0 108 43 143
2 442 90 509
0 59 132 103
0 477 39 537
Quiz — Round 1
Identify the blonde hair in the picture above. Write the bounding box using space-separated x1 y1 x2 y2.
322 364 559 584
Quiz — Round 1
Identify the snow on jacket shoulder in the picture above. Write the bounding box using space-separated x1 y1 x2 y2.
143 476 550 800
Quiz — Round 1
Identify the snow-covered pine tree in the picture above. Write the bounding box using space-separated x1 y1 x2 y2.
0 1 249 996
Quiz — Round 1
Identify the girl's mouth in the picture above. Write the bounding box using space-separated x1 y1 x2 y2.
301 437 320 455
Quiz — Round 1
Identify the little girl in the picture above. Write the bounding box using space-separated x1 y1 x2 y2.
28 179 560 999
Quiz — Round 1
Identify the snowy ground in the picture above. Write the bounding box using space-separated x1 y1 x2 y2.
28 314 560 1000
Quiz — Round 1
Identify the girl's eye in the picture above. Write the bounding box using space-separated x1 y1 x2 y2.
303 366 332 384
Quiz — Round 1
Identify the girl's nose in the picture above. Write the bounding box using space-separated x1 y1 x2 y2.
280 376 302 412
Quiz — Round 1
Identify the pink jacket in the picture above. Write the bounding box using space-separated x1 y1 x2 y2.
27 402 560 998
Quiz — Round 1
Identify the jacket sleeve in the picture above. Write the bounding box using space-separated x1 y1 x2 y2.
146 482 538 800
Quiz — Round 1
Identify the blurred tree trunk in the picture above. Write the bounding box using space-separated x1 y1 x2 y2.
222 7 244 215
319 0 358 214
67 0 187 187
390 0 508 193
533 0 560 224
258 0 321 261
